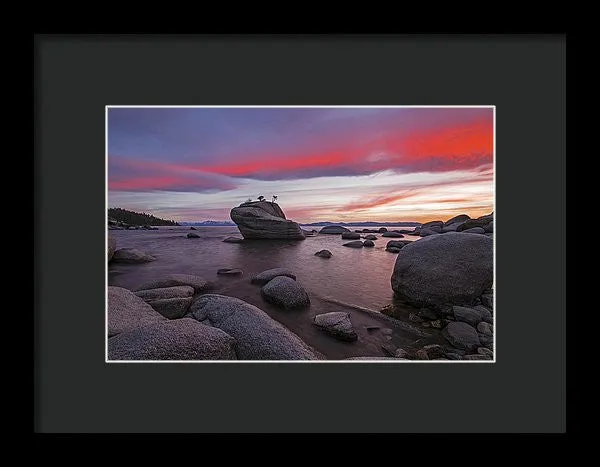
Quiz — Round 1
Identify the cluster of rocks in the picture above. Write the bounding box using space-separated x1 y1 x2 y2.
107 284 323 360
107 267 371 360
383 223 494 361
342 240 375 248
412 213 493 238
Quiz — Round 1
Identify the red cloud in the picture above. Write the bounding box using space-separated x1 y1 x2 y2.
197 117 493 179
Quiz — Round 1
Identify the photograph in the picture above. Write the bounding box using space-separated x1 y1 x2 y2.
106 105 495 362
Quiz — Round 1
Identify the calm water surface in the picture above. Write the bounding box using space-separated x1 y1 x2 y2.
108 225 429 359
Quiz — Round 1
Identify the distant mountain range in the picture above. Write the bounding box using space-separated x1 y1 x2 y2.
179 220 421 227
179 220 236 226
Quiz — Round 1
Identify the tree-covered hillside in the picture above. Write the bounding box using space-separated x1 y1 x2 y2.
108 208 179 226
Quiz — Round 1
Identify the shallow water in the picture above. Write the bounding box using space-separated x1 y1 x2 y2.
108 225 434 359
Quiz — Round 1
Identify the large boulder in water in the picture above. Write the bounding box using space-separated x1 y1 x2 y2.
108 319 237 360
230 201 305 240
391 232 493 309
107 234 116 263
188 294 323 360
107 286 167 337
319 225 350 234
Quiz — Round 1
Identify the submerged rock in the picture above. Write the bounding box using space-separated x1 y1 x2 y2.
342 232 361 240
187 232 200 238
223 236 244 243
108 319 237 360
112 248 156 263
314 250 332 258
217 268 243 276
362 239 375 247
261 276 310 309
230 201 305 240
391 232 493 308
364 235 378 240
250 268 296 285
386 247 401 253
319 225 351 234
189 294 322 360
313 312 358 341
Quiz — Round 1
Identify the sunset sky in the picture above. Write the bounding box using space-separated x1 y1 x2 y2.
107 106 494 223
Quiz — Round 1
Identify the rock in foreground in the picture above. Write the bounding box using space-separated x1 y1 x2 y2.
134 274 210 293
250 268 296 285
189 294 322 360
230 201 305 240
108 319 237 360
391 232 493 308
261 276 311 309
107 286 167 337
146 297 193 319
135 286 194 301
313 312 358 341
442 321 481 351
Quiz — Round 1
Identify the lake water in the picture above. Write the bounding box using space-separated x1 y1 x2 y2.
108 225 436 359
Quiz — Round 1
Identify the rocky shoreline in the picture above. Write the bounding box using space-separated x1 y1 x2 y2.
107 205 494 361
